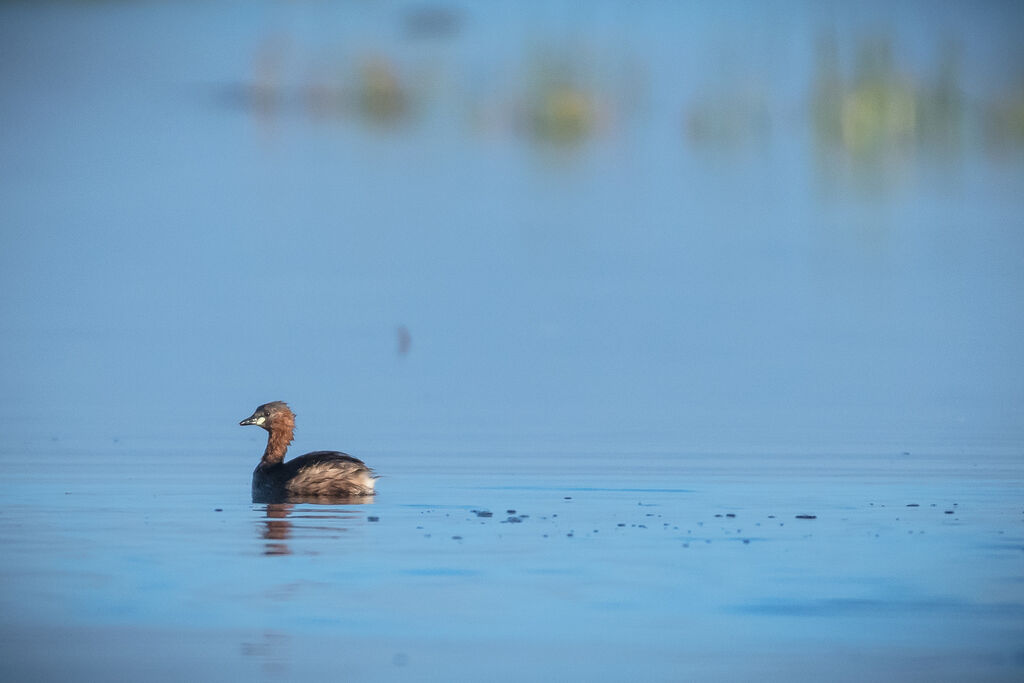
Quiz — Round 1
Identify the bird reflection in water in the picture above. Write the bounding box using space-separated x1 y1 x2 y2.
241 630 290 679
258 498 375 556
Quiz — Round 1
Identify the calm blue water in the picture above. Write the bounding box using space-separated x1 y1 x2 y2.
1 1 1023 680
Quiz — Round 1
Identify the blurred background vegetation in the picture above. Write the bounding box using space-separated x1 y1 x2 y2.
221 3 1023 163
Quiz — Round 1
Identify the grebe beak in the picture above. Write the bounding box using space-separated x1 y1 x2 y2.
240 413 266 427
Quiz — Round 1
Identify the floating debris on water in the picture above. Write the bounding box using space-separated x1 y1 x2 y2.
368 516 380 522
795 515 817 520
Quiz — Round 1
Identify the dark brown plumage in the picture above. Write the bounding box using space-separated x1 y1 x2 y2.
240 401 377 503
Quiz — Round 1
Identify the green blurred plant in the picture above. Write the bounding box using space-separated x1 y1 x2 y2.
521 50 601 145
811 36 965 158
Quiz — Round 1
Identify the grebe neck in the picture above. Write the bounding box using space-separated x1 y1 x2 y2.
260 423 294 466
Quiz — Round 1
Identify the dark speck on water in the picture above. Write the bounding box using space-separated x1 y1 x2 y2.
474 510 493 518
368 516 380 522
796 515 817 520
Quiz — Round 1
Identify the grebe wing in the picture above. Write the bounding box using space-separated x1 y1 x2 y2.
292 450 368 466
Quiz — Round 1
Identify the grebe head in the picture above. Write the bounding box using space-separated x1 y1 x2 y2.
240 401 294 431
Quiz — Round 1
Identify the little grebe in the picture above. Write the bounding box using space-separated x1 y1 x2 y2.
240 401 377 502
